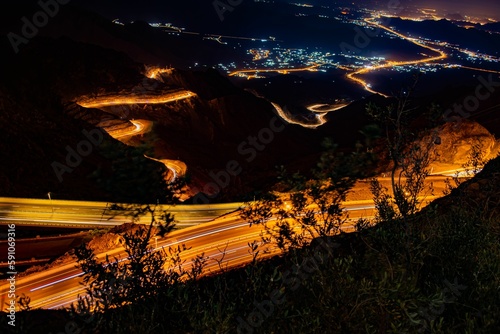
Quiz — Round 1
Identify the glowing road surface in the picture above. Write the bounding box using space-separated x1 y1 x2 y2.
0 197 243 229
0 199 377 311
76 90 196 109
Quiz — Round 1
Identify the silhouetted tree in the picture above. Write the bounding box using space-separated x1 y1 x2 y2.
241 138 374 253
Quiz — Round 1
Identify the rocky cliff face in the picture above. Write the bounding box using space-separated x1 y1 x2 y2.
431 120 499 166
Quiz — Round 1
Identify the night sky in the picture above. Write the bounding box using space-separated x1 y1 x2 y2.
68 0 500 23
417 0 500 19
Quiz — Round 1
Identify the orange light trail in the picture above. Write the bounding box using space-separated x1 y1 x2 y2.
76 91 196 108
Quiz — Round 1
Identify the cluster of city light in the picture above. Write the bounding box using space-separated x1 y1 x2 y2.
220 3 499 99
220 4 455 84
454 48 499 63
123 4 500 96
221 46 339 77
222 46 388 78
148 22 184 32
291 3 313 8
112 19 125 26
249 49 271 61
229 62 322 79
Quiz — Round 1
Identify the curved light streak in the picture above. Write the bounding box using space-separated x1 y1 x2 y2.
271 102 349 129
76 91 196 108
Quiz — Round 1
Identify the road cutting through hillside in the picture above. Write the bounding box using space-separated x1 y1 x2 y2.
76 90 196 108
76 84 195 183
101 119 186 184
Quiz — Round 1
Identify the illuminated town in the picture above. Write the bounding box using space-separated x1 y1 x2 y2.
1 1 500 333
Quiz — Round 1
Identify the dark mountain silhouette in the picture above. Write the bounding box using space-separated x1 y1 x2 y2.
389 17 500 56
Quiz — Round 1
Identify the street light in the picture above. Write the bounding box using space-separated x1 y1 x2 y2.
47 192 54 214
